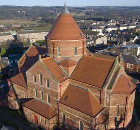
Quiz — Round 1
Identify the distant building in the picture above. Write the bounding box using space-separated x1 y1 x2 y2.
122 41 140 56
121 54 140 73
105 25 118 32
91 25 103 32
11 24 21 28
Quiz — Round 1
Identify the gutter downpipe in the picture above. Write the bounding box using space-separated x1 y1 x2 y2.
58 84 62 128
123 96 128 129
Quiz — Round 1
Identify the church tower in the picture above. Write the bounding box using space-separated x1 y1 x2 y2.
45 3 86 62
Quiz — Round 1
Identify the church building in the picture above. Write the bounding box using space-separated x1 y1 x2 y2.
8 4 136 130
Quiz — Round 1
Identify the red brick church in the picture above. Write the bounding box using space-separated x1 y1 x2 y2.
8 4 136 130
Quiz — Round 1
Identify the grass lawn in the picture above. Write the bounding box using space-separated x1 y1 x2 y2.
33 26 52 31
0 107 31 129
0 19 38 26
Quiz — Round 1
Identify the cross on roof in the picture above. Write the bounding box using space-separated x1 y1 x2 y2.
64 1 70 14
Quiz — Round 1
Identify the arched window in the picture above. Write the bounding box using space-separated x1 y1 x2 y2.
62 113 65 125
45 119 47 125
116 104 119 117
39 73 42 85
58 47 61 56
74 46 78 55
47 94 50 103
79 121 83 130
46 79 50 88
33 75 36 82
41 91 43 100
35 89 37 97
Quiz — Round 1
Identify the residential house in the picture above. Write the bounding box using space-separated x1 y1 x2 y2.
105 25 118 32
121 54 140 73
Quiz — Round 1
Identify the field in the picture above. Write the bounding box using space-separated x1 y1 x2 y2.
0 19 38 26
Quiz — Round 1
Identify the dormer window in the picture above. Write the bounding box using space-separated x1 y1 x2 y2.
127 63 133 69
58 47 61 56
33 75 36 82
63 96 68 102
128 83 132 89
74 46 78 55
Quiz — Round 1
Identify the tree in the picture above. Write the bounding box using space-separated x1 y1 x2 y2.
0 48 6 56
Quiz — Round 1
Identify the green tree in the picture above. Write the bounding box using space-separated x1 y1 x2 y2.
0 48 6 56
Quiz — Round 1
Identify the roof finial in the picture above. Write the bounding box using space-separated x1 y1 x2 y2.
64 1 70 14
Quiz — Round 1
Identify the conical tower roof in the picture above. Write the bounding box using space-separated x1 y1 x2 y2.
46 3 85 40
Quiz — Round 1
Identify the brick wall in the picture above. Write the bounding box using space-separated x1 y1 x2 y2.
26 60 60 108
108 92 135 129
59 103 105 130
8 96 19 110
46 39 86 62
23 106 57 130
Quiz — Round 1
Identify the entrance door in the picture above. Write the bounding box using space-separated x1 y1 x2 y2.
34 114 38 124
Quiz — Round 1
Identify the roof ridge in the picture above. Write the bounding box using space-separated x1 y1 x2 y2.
88 90 104 117
84 55 115 62
40 57 59 83
88 91 96 117
87 91 95 117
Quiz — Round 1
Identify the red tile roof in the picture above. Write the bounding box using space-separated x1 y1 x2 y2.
18 46 46 72
112 74 136 94
59 85 103 117
23 99 56 119
8 89 15 97
46 13 85 40
58 59 77 76
70 56 115 88
97 113 107 124
42 57 67 82
58 59 77 67
10 72 27 88
93 53 116 61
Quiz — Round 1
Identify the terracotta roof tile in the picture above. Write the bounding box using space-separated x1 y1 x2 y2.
70 56 115 88
46 13 85 40
23 99 56 119
8 89 15 97
93 53 116 61
58 59 77 67
58 59 77 76
10 72 27 88
97 113 107 124
42 57 67 82
112 74 136 94
18 46 46 72
59 85 103 117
